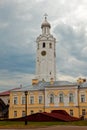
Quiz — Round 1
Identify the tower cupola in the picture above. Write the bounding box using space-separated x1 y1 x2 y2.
41 14 51 35
41 17 51 28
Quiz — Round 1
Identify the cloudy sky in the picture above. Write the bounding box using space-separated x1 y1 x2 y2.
0 0 87 91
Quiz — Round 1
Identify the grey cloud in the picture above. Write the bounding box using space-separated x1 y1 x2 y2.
54 23 87 77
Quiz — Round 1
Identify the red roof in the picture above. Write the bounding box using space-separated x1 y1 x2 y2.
8 110 80 122
0 87 21 96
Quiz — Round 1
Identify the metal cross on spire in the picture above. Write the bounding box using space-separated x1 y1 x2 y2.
44 13 48 20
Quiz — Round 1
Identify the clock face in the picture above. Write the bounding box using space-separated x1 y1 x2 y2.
41 51 46 56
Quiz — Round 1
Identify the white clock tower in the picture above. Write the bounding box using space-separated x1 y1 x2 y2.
36 15 56 82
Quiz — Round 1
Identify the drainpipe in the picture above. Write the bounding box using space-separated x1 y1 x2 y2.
25 91 28 125
44 88 45 112
78 85 80 118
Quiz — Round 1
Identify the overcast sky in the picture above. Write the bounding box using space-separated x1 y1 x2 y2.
0 0 87 91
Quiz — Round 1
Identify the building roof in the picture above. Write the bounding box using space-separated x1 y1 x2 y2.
1 80 87 94
0 87 21 96
11 81 77 92
8 110 80 122
1 81 87 94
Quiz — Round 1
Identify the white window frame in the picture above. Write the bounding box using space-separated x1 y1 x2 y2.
82 109 86 116
81 95 85 102
22 110 25 117
21 96 25 104
50 94 54 104
14 111 17 117
30 110 34 115
30 96 34 104
13 96 18 105
70 109 73 116
59 93 64 103
69 93 74 103
38 95 43 104
39 110 42 113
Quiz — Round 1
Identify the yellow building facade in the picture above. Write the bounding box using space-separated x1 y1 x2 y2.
9 81 87 119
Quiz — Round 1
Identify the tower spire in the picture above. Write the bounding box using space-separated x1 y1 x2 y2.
44 13 48 20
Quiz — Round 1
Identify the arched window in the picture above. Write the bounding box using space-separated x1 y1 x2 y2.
69 93 73 102
49 43 52 48
43 42 45 48
50 94 54 104
59 93 63 103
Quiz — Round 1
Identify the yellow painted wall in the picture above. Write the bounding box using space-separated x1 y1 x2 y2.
9 86 87 119
9 90 45 118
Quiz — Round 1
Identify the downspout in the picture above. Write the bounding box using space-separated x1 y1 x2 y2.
78 85 80 118
44 88 45 112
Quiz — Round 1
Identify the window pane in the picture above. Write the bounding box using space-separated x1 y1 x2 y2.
81 95 85 102
82 109 86 116
30 96 34 104
70 109 73 116
14 111 17 117
39 110 42 113
14 97 18 105
50 94 54 103
39 96 43 104
59 93 63 103
22 111 25 117
30 110 34 115
69 93 73 102
22 97 25 104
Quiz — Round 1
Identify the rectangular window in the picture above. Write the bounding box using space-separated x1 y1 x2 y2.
13 97 18 105
14 111 17 117
30 110 34 115
82 109 86 116
22 96 25 104
22 111 25 117
70 109 73 116
81 95 85 102
30 96 34 104
39 110 42 113
39 96 43 104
